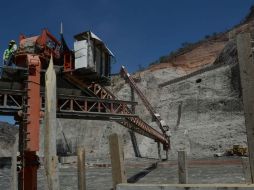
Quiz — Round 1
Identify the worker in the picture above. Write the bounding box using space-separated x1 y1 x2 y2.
3 40 17 66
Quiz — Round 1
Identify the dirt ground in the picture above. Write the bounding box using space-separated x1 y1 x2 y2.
0 157 248 190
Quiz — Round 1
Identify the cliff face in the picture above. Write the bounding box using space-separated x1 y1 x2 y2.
0 122 18 157
155 41 245 158
3 40 246 160
3 8 254 160
53 39 246 160
53 14 254 160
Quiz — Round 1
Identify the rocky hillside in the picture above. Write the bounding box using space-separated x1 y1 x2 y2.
3 7 254 160
0 122 18 157
51 8 254 160
148 34 228 74
146 5 254 74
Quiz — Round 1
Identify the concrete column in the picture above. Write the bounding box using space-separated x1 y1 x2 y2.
237 33 254 183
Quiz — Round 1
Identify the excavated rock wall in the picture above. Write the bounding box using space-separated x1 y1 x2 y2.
0 41 247 160
1 16 253 161
53 40 247 159
0 122 18 157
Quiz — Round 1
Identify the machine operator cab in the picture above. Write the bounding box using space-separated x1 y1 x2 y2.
70 31 114 85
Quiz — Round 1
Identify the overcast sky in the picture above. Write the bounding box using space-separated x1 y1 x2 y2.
0 0 254 123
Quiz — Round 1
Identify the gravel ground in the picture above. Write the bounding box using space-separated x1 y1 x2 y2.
0 158 247 190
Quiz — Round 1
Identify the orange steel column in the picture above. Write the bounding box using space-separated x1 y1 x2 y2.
19 54 41 190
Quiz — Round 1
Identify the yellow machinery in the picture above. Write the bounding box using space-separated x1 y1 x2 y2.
226 145 248 156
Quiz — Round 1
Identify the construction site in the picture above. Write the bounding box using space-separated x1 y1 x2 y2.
1 2 254 190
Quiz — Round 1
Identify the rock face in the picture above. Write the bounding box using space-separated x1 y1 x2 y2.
156 42 246 159
53 15 254 159
4 9 254 160
54 39 247 160
0 122 18 157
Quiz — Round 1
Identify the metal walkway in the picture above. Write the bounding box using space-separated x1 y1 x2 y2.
0 66 170 148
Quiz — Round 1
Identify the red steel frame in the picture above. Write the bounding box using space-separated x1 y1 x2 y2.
64 74 170 148
18 54 41 190
2 29 171 190
6 65 170 189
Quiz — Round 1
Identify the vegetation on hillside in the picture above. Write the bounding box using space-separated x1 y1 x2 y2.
149 32 226 67
242 5 254 23
148 5 254 68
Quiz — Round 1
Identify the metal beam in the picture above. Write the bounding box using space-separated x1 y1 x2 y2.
0 67 170 149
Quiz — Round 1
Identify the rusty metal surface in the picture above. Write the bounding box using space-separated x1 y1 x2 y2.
16 54 42 190
0 61 170 190
0 73 169 148
0 90 138 120
0 71 167 146
25 55 41 151
120 66 170 137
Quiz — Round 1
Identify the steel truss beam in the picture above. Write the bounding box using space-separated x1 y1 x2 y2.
83 82 170 148
61 73 169 147
0 87 169 145
0 68 170 151
0 90 138 120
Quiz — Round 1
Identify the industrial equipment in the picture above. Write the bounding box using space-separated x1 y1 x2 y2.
0 28 170 190
226 145 248 157
120 66 170 137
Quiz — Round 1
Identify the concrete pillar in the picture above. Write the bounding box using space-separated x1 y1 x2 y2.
237 33 254 183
